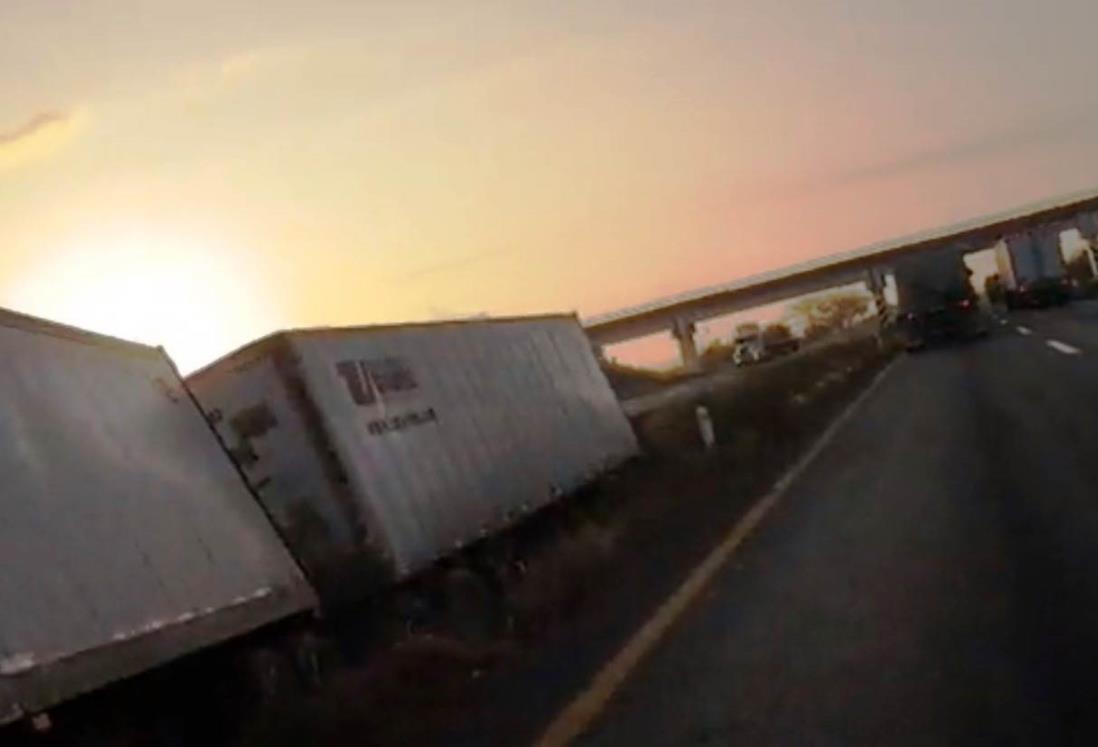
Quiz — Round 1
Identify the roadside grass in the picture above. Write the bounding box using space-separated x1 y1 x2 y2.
638 335 890 458
236 335 895 747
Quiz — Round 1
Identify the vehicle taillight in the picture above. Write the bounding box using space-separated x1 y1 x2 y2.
958 298 972 309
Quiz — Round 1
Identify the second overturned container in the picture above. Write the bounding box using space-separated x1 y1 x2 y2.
187 314 638 605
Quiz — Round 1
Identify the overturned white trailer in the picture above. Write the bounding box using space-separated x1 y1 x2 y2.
0 309 316 725
187 314 639 605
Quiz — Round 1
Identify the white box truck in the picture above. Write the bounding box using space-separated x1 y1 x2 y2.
187 315 639 606
0 309 315 726
732 322 764 366
996 230 1071 308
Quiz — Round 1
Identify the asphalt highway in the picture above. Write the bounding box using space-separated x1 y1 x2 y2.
573 301 1098 745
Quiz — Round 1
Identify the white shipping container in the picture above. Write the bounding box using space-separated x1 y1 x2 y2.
1001 230 1065 286
0 309 316 725
187 315 639 604
1033 229 1066 278
1076 211 1098 240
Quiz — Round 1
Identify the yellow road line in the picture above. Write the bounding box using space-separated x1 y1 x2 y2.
534 356 900 746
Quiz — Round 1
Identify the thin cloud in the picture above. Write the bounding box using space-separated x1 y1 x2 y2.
830 112 1098 187
718 111 1098 209
0 112 66 145
178 45 313 104
395 248 511 281
218 46 311 83
0 109 87 171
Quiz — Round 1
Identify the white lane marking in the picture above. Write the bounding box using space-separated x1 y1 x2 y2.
534 356 902 747
998 319 1008 326
1046 339 1081 355
1017 326 1032 336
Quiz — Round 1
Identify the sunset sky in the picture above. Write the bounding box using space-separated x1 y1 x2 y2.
4 1 1098 370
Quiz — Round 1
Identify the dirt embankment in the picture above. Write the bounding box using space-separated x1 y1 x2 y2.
231 336 895 747
600 361 690 400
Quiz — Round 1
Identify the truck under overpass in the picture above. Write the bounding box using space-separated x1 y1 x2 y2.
584 187 1098 368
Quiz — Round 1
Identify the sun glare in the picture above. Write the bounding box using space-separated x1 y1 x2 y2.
5 230 278 372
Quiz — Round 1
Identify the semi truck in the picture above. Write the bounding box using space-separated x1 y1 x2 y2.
732 322 765 366
996 230 1071 308
892 251 987 349
732 322 798 366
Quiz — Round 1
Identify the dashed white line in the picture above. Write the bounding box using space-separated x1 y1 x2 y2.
1016 325 1032 336
1046 339 1081 355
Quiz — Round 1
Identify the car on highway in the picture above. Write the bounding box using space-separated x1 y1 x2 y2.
895 293 989 350
1006 276 1074 309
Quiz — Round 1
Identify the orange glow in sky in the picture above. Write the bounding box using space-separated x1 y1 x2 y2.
4 2 1098 370
6 228 279 369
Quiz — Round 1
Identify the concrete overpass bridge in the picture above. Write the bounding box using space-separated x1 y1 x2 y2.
583 187 1098 369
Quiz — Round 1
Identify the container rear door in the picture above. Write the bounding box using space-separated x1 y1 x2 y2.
0 325 314 720
189 352 388 600
1006 233 1040 284
1034 229 1065 279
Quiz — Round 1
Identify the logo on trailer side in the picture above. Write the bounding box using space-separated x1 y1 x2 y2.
334 357 438 435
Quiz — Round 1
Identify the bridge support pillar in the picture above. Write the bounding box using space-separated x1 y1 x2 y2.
865 267 891 349
671 318 700 372
864 268 888 316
